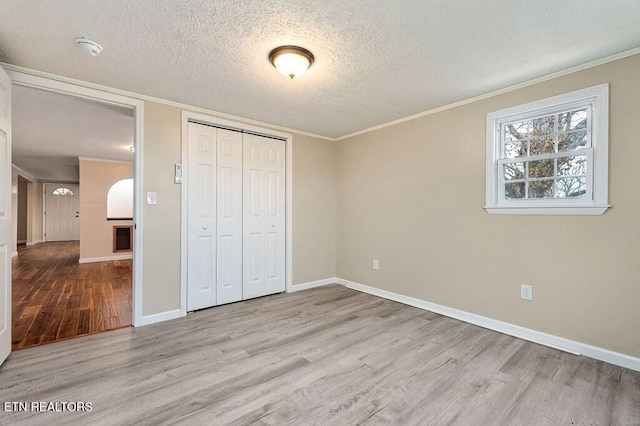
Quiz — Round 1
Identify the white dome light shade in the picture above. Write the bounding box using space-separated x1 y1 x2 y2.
269 46 314 80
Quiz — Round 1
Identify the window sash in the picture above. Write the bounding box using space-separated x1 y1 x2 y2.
497 149 593 203
496 98 593 140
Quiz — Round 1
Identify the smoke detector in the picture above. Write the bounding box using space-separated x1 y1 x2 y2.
75 37 103 56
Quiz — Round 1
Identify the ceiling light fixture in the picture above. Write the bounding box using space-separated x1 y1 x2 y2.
269 46 314 80
75 37 103 56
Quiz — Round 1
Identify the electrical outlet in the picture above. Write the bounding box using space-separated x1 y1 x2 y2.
372 259 379 270
521 284 533 301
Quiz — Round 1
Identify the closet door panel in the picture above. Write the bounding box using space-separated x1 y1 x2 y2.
263 138 285 295
187 123 217 311
216 129 243 305
242 134 285 300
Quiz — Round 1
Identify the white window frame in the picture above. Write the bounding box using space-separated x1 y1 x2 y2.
485 83 609 215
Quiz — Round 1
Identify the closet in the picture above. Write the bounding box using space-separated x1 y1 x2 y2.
186 122 285 311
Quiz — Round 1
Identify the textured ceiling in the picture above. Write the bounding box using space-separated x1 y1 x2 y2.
1 1 640 139
12 85 134 181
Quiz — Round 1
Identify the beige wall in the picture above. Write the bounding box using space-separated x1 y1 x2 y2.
16 179 27 243
336 54 640 358
292 135 337 284
79 159 133 261
140 102 337 315
10 167 18 255
10 169 43 249
142 102 182 315
28 181 43 244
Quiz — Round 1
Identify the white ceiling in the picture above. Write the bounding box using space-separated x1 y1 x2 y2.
1 1 640 139
12 85 134 181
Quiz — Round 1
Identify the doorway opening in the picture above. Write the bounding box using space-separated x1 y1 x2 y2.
10 79 142 350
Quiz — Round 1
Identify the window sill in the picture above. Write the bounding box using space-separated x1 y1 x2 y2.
484 205 610 216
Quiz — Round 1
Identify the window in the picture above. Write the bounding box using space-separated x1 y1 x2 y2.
52 187 73 196
485 84 609 215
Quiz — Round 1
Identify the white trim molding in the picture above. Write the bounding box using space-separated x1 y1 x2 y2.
336 47 640 141
26 240 44 246
0 62 332 142
5 47 640 143
288 277 337 292
78 157 134 164
141 309 181 326
11 251 18 258
79 254 133 264
11 164 38 182
336 278 640 372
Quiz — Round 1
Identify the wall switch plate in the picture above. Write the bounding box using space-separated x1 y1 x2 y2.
146 192 157 205
174 163 182 184
373 259 379 270
521 284 533 301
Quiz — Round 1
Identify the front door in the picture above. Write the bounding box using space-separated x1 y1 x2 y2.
44 183 79 241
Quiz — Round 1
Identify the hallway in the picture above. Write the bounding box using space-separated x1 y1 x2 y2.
12 241 132 350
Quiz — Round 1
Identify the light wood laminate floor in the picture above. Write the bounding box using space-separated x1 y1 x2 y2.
0 285 638 425
12 242 132 350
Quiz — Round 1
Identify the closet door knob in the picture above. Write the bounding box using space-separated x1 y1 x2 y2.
203 226 208 230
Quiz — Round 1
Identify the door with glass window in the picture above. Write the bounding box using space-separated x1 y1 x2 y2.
44 183 80 241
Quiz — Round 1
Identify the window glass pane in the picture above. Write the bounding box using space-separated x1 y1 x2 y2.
532 115 555 135
557 155 587 177
528 159 554 178
558 130 587 151
52 187 73 196
504 139 527 159
528 179 554 198
504 121 532 140
503 162 525 181
556 177 587 198
505 182 525 199
529 136 555 155
558 108 587 131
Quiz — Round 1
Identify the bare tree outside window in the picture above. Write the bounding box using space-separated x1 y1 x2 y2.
501 108 588 200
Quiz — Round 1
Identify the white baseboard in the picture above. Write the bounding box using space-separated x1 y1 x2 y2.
26 240 44 246
79 254 133 264
11 251 18 258
17 239 27 244
289 277 337 292
336 278 640 373
141 309 181 326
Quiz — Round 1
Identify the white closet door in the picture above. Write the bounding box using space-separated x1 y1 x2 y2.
187 123 217 311
216 129 243 305
242 133 286 300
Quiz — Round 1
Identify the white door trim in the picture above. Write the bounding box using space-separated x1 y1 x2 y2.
8 70 145 327
180 111 293 316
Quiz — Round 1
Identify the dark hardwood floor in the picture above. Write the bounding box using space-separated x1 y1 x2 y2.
0 285 638 425
11 241 132 350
